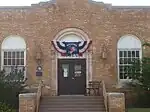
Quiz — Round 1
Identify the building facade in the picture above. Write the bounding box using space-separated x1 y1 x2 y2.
0 0 150 95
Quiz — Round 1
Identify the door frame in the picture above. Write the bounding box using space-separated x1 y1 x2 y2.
57 59 87 95
51 28 92 96
54 56 92 96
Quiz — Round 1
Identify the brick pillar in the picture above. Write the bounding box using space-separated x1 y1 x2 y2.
19 93 36 112
107 93 125 112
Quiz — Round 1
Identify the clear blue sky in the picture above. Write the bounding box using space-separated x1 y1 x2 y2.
0 0 150 6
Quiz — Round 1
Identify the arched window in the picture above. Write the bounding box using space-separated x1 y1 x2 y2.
1 35 26 75
117 35 142 80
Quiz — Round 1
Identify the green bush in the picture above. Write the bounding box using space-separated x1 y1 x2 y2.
0 67 27 109
127 57 150 107
0 102 16 112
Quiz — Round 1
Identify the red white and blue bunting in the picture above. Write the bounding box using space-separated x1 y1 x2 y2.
52 40 92 57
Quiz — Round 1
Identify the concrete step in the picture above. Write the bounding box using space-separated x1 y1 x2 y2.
40 107 105 111
41 99 103 103
39 96 106 112
40 110 106 112
41 96 104 102
41 100 104 105
41 96 103 99
40 104 105 108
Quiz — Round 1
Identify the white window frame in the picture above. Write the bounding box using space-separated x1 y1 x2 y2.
117 35 142 87
1 49 27 80
117 48 142 80
1 36 27 80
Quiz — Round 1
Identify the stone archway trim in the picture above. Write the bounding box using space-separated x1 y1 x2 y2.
51 28 92 95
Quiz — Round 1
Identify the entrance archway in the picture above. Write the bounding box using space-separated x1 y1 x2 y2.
51 28 92 95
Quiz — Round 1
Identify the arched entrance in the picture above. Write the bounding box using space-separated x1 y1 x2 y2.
51 28 92 95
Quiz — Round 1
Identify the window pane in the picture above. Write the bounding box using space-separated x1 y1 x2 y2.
132 51 135 57
4 59 7 65
128 58 132 64
124 74 128 79
124 58 128 64
128 67 132 74
4 52 7 58
136 51 139 57
21 51 24 58
120 73 123 79
12 52 16 58
8 52 11 58
17 52 20 58
12 59 16 65
62 64 69 78
119 58 124 64
118 49 141 79
128 51 131 57
124 51 127 57
21 59 24 65
119 51 123 57
3 50 25 75
3 66 12 74
124 66 128 73
8 59 11 65
74 64 82 77
17 59 20 65
119 66 123 72
132 58 137 63
128 74 132 79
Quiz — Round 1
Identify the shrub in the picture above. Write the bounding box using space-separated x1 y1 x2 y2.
0 67 27 109
0 102 15 112
127 57 150 107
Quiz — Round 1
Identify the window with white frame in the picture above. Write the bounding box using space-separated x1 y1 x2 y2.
1 36 26 75
117 35 142 80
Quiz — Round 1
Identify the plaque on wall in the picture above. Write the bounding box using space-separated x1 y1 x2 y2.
36 66 43 76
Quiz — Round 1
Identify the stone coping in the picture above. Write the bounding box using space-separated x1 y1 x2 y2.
19 93 36 99
107 92 124 97
108 92 124 95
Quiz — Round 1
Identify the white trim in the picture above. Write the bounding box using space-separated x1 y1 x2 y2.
117 34 141 49
52 28 92 95
24 49 27 79
55 52 92 95
54 28 89 41
117 35 142 87
1 50 27 80
2 35 26 49
1 50 4 70
1 36 27 80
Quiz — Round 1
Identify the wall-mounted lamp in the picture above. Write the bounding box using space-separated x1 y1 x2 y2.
101 44 108 59
35 51 43 65
34 41 43 65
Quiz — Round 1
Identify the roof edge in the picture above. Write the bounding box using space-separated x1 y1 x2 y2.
0 6 31 9
0 0 150 10
112 6 150 9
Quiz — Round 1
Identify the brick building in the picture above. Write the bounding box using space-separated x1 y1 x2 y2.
0 0 150 95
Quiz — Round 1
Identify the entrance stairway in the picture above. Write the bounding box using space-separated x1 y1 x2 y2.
39 95 106 112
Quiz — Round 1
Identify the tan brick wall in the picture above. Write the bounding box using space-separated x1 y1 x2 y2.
19 93 36 112
0 0 150 92
107 93 125 112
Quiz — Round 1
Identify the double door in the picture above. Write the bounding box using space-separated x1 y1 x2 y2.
58 59 86 95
